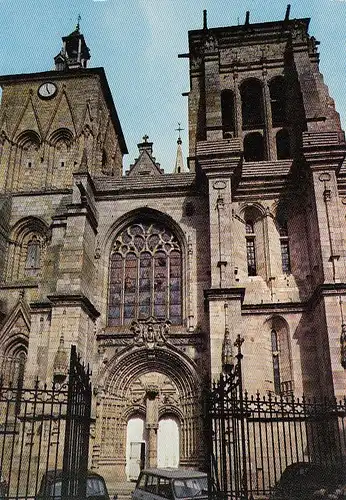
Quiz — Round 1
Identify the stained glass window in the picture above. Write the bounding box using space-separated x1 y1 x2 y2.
108 222 182 326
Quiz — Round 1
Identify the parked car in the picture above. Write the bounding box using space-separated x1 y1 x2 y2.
132 468 208 500
270 462 346 500
36 469 112 500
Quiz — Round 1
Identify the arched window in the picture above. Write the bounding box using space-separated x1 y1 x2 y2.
49 128 73 170
108 221 182 326
221 90 235 138
276 129 291 160
16 130 41 170
245 219 257 276
271 329 281 394
241 79 264 129
244 132 265 161
25 236 41 276
269 76 287 127
278 221 291 274
266 317 293 395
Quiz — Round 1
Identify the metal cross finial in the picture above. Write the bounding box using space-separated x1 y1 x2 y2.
143 134 149 143
175 123 184 139
234 334 244 353
76 14 81 31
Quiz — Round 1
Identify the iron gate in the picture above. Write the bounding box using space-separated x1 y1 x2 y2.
0 344 91 499
208 336 346 499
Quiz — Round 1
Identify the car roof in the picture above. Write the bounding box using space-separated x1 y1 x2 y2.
140 468 207 479
41 470 104 481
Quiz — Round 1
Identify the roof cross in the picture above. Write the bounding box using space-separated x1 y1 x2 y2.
76 14 81 31
175 123 184 139
142 134 149 143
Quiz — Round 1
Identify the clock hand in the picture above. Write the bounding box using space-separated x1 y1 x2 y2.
45 83 51 95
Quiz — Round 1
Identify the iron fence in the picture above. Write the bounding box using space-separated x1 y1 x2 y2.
0 345 91 499
208 337 346 499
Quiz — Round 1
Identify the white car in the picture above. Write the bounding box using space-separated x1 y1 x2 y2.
132 468 208 500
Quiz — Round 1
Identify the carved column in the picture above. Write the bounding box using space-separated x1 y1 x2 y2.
145 386 159 468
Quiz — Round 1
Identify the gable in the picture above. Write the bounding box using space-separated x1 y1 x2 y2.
127 150 163 177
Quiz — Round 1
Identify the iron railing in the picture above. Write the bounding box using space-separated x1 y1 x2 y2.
208 337 346 499
0 345 91 499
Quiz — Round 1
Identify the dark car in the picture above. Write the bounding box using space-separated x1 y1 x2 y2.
36 469 111 500
270 462 346 500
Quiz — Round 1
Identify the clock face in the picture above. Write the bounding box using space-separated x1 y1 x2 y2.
38 82 57 99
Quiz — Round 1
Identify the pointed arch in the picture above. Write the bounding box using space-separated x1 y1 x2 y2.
108 220 183 326
0 300 30 389
240 204 266 278
7 216 50 281
264 316 293 395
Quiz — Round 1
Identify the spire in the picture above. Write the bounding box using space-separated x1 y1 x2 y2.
54 18 91 71
174 123 186 173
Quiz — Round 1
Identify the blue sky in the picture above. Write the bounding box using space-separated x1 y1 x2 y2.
0 0 345 172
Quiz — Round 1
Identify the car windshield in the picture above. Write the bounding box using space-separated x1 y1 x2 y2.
173 477 208 498
48 478 106 498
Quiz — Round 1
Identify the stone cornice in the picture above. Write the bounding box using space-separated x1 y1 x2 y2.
241 283 346 315
47 293 100 319
308 283 346 309
302 131 346 173
204 287 246 303
196 139 243 177
242 302 305 315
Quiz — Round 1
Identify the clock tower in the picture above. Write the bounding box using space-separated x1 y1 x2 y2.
0 24 127 194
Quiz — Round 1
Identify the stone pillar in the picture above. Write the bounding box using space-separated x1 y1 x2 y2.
145 387 159 468
303 132 346 398
262 75 274 160
233 72 242 138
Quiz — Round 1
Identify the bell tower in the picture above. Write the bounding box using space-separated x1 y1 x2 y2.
54 17 91 71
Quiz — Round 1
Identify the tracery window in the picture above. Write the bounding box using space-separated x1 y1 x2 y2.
108 222 182 326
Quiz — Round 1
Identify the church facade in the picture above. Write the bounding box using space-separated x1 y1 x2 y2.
0 11 346 483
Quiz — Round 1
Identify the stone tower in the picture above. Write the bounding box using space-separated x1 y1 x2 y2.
184 9 346 399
